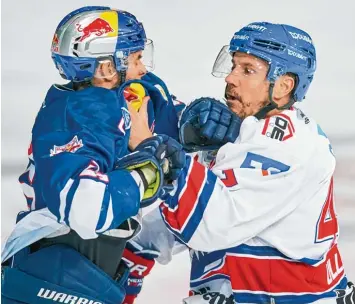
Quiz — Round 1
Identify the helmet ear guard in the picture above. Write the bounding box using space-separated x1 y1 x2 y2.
52 54 98 82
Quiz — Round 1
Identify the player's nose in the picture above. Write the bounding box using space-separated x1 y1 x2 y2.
138 61 147 77
225 71 240 87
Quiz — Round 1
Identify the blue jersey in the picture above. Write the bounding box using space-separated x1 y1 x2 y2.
17 72 180 241
19 83 142 240
139 72 180 140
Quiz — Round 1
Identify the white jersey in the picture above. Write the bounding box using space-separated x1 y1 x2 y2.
153 108 348 303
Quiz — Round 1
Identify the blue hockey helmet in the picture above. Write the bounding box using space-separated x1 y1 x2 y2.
212 22 316 103
51 6 154 82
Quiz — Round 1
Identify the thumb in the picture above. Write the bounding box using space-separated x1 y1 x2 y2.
139 96 150 118
126 101 137 115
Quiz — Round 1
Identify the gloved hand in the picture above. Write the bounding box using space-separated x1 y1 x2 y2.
116 135 186 207
179 97 242 152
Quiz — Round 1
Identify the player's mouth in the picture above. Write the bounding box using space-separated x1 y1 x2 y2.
225 91 243 108
225 93 240 101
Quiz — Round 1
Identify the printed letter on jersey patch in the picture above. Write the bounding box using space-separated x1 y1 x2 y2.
262 114 295 141
241 152 290 175
50 136 83 156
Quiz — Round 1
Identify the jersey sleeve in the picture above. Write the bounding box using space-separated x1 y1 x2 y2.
160 116 312 251
129 208 187 265
142 72 180 140
31 88 143 239
122 208 187 303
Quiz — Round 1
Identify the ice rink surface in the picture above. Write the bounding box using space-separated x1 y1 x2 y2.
2 1 354 303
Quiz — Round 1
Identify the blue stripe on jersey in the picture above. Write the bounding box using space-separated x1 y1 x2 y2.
96 188 111 231
64 179 80 225
166 155 192 210
234 277 347 304
180 171 217 243
229 244 321 265
190 274 230 288
317 124 328 138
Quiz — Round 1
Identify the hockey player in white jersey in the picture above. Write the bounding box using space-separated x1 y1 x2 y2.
122 22 354 303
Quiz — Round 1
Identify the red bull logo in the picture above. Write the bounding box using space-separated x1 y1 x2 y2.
76 18 114 42
50 136 83 157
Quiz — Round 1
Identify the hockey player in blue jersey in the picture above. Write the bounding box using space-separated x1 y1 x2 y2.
1 6 186 304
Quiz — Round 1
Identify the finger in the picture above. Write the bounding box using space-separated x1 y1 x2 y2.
139 96 150 112
224 119 240 143
213 124 228 141
199 109 210 126
162 158 170 174
155 143 168 162
209 107 221 122
138 96 150 119
198 102 212 125
201 120 218 139
127 101 136 114
220 110 231 126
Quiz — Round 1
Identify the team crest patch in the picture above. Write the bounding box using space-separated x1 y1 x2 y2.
50 136 83 157
118 107 131 135
154 84 168 102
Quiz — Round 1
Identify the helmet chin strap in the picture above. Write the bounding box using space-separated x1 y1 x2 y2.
254 82 296 120
117 70 127 88
116 55 128 88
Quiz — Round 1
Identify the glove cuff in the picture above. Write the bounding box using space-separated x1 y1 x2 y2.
134 168 149 192
122 248 156 299
123 294 137 304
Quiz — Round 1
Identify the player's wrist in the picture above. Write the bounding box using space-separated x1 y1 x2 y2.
128 132 153 151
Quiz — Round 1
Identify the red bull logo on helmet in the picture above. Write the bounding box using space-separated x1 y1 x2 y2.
76 18 114 42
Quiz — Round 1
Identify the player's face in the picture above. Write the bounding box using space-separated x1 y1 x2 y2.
225 52 270 119
126 51 147 80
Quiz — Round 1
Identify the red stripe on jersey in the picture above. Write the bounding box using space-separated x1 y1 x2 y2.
262 118 270 135
160 204 180 231
227 245 344 294
28 143 33 156
278 113 295 132
208 158 216 169
275 113 295 141
161 160 206 231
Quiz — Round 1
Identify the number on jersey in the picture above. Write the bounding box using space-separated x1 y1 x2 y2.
315 178 338 243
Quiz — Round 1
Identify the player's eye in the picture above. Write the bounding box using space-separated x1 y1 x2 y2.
244 67 255 75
